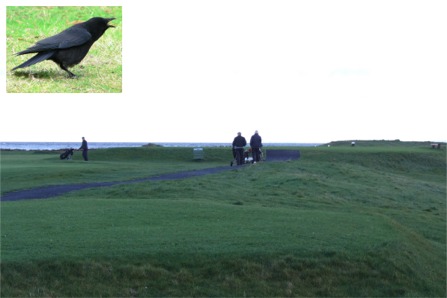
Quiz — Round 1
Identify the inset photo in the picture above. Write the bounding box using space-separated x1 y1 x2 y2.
6 6 122 93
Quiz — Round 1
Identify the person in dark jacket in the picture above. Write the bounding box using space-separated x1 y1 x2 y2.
232 132 247 165
78 137 88 161
250 130 263 163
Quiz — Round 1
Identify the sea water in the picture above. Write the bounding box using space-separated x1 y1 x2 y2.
0 142 322 151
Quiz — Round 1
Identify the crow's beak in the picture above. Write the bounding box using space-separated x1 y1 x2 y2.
107 17 116 28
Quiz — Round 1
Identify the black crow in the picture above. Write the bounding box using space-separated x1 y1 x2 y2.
12 17 116 78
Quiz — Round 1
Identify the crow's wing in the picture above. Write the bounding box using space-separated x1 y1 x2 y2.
16 26 92 55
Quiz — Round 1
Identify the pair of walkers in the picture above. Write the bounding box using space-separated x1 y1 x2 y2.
232 131 262 166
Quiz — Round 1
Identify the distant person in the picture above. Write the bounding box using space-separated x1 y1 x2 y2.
78 137 88 161
250 130 263 163
232 132 247 165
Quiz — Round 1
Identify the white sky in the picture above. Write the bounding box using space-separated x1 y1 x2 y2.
1 0 446 143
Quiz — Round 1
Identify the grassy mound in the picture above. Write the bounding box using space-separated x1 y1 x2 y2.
1 143 445 296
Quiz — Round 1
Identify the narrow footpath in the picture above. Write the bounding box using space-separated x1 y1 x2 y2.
1 166 233 201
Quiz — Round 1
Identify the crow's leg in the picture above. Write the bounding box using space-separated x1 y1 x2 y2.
59 64 77 78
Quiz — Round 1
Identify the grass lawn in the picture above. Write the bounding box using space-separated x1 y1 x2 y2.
1 143 445 296
6 6 122 93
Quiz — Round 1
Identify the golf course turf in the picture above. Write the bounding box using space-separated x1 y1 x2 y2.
1 166 233 201
1 142 445 296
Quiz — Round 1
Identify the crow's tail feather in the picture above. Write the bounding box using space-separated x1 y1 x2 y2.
12 51 54 70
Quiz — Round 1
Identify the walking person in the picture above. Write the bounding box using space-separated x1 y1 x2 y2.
250 130 263 163
78 137 89 161
232 132 247 166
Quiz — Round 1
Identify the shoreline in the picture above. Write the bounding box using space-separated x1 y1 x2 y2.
2 140 443 152
0 142 323 151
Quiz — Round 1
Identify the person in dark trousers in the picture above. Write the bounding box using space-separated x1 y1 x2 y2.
250 130 263 163
78 137 88 161
232 132 247 165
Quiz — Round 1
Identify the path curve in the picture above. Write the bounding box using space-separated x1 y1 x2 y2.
1 166 234 202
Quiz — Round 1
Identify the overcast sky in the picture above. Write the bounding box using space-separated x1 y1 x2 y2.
1 0 446 143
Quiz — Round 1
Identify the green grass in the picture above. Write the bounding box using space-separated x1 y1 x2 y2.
0 147 227 194
1 143 445 296
6 6 122 93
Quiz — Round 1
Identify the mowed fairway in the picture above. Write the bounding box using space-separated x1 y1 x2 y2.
1 143 445 297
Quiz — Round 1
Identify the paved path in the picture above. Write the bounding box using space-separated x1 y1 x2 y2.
1 166 233 202
2 151 301 202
